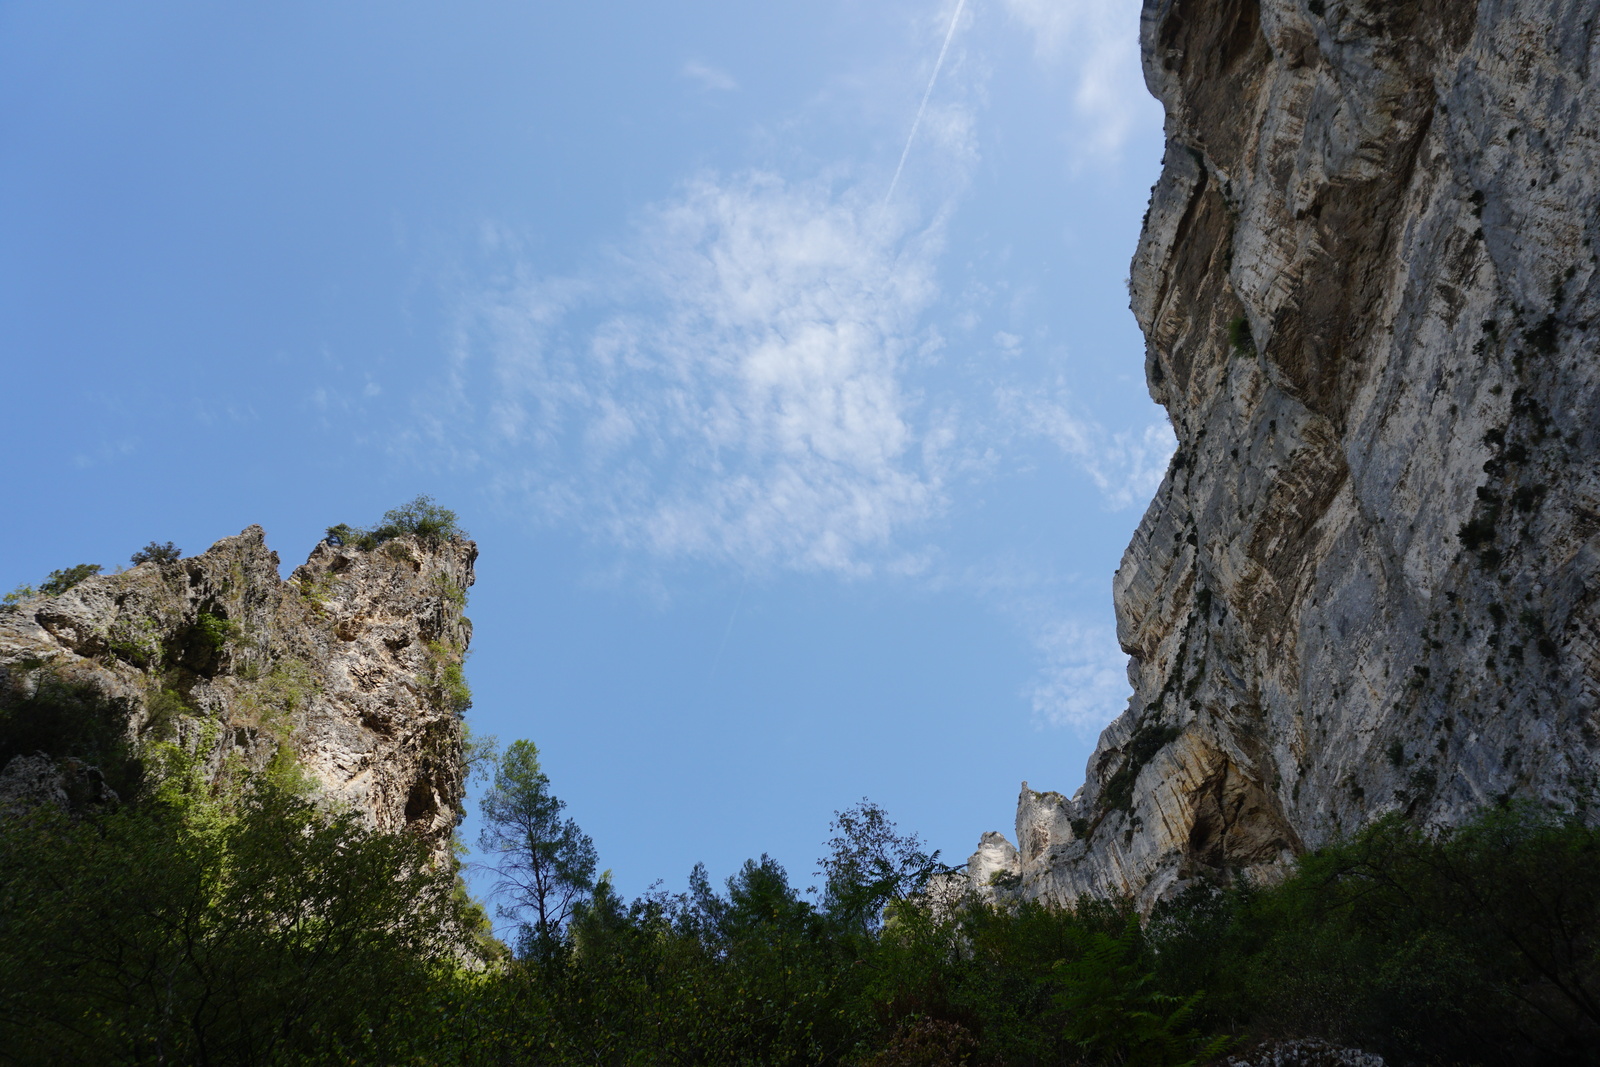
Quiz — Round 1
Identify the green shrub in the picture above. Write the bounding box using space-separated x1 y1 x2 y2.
0 779 480 1065
323 521 363 547
129 541 182 565
1227 314 1255 355
194 611 240 651
0 756 1592 1067
375 494 463 542
1054 915 1230 1066
423 640 472 715
326 495 466 552
38 563 102 596
0 668 142 796
141 686 192 741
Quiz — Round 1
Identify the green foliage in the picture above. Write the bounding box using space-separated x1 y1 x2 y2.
479 739 597 961
819 799 947 933
422 639 472 715
435 570 469 611
376 494 463 542
322 521 362 547
3 721 1596 1067
429 800 1600 1066
326 495 466 552
295 566 338 609
0 778 479 1066
236 658 321 744
106 614 163 667
1148 805 1600 1063
142 685 193 741
1101 721 1181 813
1226 314 1255 355
0 667 143 797
461 721 500 782
130 540 182 565
38 562 102 596
194 610 241 651
1054 915 1229 1067
2 583 37 605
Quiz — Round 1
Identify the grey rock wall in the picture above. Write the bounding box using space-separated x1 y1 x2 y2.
0 526 475 861
973 0 1600 906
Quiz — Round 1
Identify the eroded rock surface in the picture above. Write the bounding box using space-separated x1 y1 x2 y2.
974 0 1600 906
0 526 475 861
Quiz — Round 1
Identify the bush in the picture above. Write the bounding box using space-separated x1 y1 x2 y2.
1145 805 1600 1064
0 780 479 1065
1227 314 1256 355
325 495 465 551
374 494 463 542
130 541 181 565
2 770 1593 1066
38 563 102 596
194 611 240 652
0 668 143 797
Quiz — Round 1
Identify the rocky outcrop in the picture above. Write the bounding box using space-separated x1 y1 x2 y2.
0 526 475 861
974 0 1600 906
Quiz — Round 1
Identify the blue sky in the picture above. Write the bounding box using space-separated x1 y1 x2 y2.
2 0 1167 900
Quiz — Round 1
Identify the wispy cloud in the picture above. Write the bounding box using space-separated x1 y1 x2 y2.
1001 0 1156 161
682 60 737 93
424 1 1164 731
454 170 953 575
1028 618 1131 732
999 383 1174 510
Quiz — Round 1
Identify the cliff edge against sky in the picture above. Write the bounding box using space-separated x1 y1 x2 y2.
972 0 1600 905
0 526 475 863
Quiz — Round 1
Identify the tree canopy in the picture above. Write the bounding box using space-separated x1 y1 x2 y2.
478 739 597 959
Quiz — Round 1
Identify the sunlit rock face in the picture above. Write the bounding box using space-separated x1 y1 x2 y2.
974 0 1600 907
0 526 475 862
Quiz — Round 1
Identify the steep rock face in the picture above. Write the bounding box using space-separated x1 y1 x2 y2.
0 526 475 860
981 0 1600 906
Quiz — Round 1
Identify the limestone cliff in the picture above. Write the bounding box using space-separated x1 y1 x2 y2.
0 526 475 861
976 0 1600 905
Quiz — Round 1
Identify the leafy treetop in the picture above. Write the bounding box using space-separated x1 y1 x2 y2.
325 495 465 551
39 564 103 597
130 541 182 565
479 739 597 962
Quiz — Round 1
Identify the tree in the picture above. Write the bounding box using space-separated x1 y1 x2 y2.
479 740 597 960
819 799 947 933
130 541 182 565
373 494 463 542
38 563 101 596
324 495 465 551
0 776 476 1065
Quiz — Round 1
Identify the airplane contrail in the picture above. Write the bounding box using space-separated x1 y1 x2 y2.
884 0 969 207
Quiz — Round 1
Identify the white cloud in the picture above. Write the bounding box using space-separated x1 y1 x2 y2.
429 0 1167 596
999 384 1175 510
1028 618 1130 732
682 60 737 92
457 170 952 575
1002 0 1156 161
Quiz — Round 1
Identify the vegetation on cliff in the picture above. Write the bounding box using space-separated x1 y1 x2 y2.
324 495 466 552
5 756 1599 1066
5 506 1597 1064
